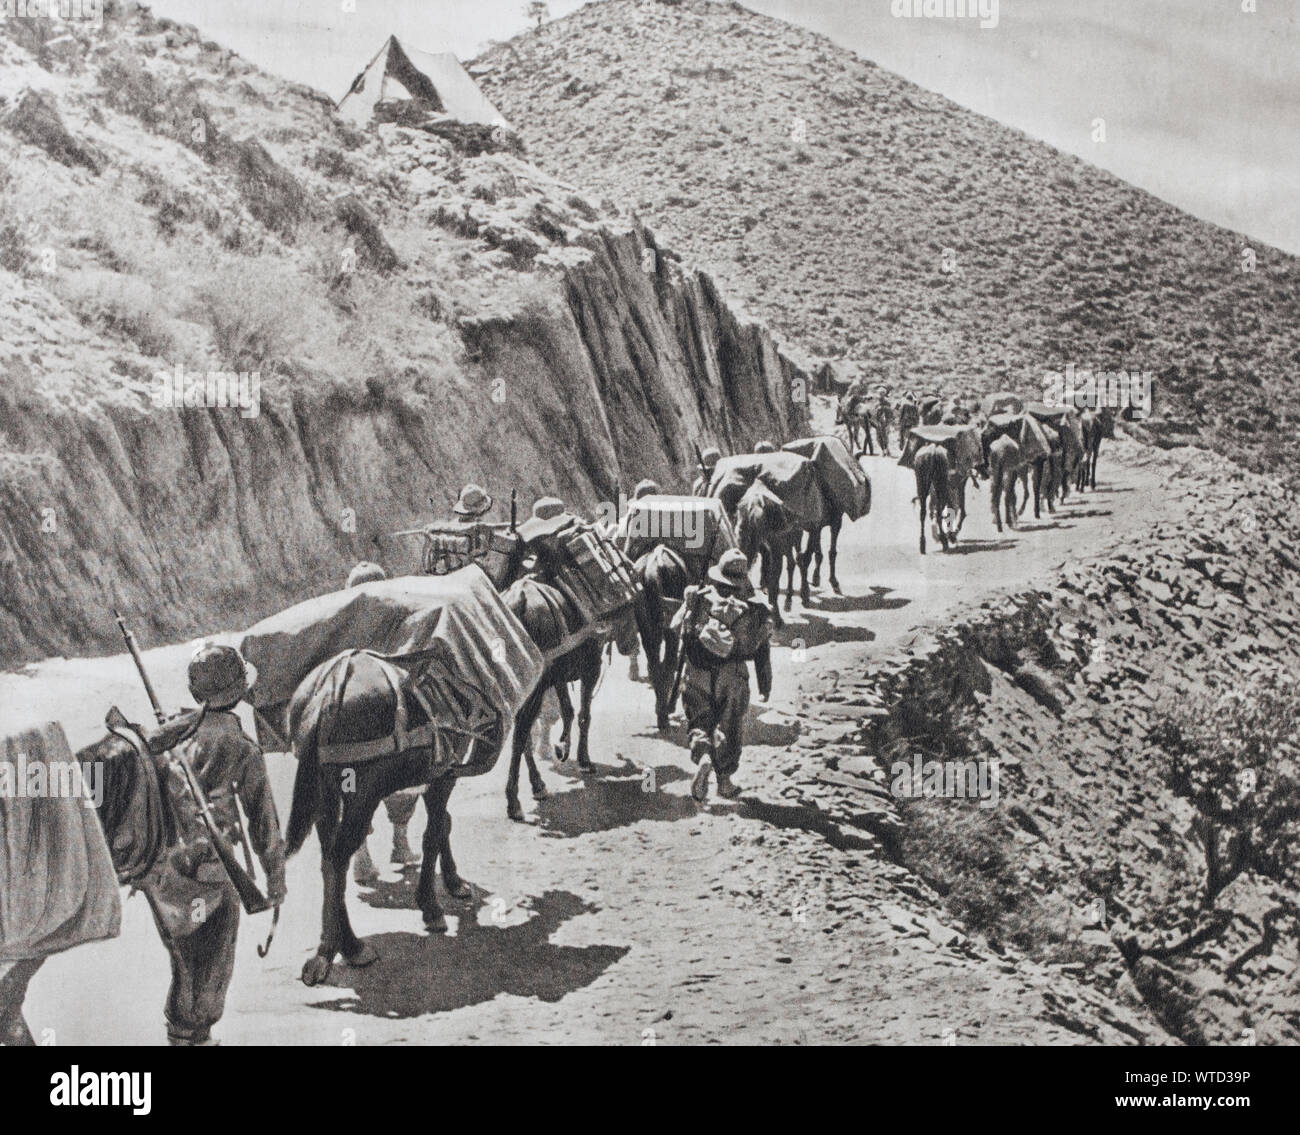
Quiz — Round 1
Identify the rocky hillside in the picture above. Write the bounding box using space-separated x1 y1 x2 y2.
0 5 807 666
758 442 1300 1044
479 0 1300 474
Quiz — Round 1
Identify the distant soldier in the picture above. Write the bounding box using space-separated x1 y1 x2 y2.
753 440 777 453
692 446 721 496
897 390 921 451
344 563 422 885
142 645 286 1046
424 483 496 574
672 549 774 802
632 478 660 500
873 389 894 456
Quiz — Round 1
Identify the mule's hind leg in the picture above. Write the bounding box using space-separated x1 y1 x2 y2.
808 528 823 589
575 640 601 772
419 777 463 930
827 514 843 594
303 783 378 985
507 685 544 822
431 775 471 900
552 681 574 764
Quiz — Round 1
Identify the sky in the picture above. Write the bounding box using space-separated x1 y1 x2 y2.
148 0 1300 255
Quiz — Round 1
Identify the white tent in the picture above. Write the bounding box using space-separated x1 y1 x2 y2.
337 36 510 129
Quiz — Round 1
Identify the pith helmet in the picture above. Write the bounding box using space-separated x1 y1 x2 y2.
633 478 660 499
188 644 257 709
532 497 567 521
700 446 721 466
708 548 753 591
753 440 776 453
346 561 387 588
453 483 493 517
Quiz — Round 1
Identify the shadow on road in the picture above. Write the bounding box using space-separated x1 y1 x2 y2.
781 613 876 649
941 538 1018 556
308 890 629 1018
533 766 700 837
809 586 912 616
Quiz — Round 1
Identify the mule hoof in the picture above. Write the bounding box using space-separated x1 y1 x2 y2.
507 800 526 823
443 875 473 900
656 715 670 731
343 942 379 969
301 956 332 986
531 784 550 800
552 743 569 764
831 582 843 596
578 760 595 775
424 912 448 934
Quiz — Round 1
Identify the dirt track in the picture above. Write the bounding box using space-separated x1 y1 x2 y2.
7 433 1184 1045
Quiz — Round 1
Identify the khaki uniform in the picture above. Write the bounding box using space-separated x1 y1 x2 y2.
141 711 285 1045
672 584 773 777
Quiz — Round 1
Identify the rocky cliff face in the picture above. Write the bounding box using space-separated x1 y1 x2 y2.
0 7 806 666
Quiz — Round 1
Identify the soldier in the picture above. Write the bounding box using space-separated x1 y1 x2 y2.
343 563 422 885
424 483 496 574
672 549 773 802
141 645 286 1046
874 388 894 456
632 478 660 500
753 440 777 453
692 446 721 496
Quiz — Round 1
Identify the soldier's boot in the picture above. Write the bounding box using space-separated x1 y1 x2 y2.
690 731 713 803
391 823 420 867
714 730 742 798
353 840 380 885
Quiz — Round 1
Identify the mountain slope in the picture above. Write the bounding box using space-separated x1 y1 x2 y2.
479 0 1300 473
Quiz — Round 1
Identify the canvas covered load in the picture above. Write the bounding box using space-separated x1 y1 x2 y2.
980 391 1025 417
238 566 544 752
1 721 120 962
898 424 983 479
515 517 642 624
618 495 738 566
1026 403 1084 460
782 436 872 520
707 451 828 527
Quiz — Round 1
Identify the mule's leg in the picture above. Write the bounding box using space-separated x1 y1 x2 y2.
809 527 823 589
507 685 545 822
918 488 928 555
552 680 574 763
417 781 449 932
433 772 471 899
575 641 600 772
661 628 682 722
303 782 378 985
827 513 843 595
1032 461 1043 519
798 533 814 607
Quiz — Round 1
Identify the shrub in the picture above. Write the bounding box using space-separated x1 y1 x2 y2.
65 272 175 358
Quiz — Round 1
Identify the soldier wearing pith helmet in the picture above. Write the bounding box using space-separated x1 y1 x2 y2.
139 644 286 1046
671 548 774 802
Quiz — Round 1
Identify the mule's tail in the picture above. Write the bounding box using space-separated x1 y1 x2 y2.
285 728 321 858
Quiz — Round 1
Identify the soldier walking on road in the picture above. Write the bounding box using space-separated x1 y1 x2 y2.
672 549 774 802
141 645 286 1046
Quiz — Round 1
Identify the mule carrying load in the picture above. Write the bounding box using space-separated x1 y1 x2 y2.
986 411 1051 464
782 436 871 521
238 565 545 772
1 721 121 1045
509 511 642 631
897 423 983 479
707 451 828 528
617 495 738 575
